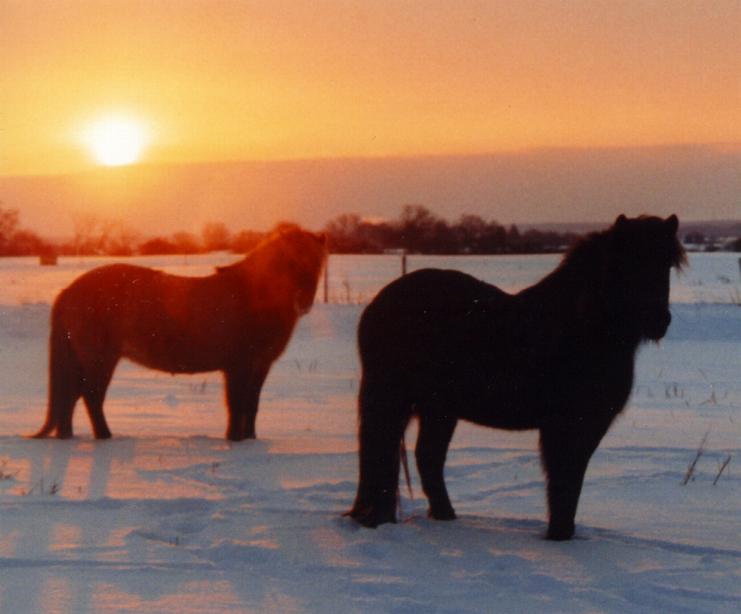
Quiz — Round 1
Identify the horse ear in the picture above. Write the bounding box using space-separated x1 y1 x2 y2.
614 214 628 229
664 214 679 235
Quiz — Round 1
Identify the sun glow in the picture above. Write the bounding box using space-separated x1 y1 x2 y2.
83 115 150 166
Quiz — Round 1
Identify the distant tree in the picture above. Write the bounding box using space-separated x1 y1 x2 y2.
398 205 441 253
68 216 141 256
0 205 20 254
684 231 705 245
105 223 141 256
456 214 488 252
7 229 48 255
324 214 367 252
70 214 113 255
0 203 56 256
325 206 590 255
429 219 456 253
140 237 178 255
455 215 507 253
480 222 507 253
520 229 546 253
172 232 201 254
506 224 521 252
363 220 396 251
201 222 231 252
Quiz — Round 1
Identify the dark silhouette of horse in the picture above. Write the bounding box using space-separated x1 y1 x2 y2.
33 227 327 441
347 214 685 540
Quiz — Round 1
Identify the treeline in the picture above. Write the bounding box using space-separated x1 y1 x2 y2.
0 208 54 256
0 205 267 257
63 220 267 257
324 206 741 254
0 204 579 257
1 203 740 257
121 207 580 256
324 205 579 254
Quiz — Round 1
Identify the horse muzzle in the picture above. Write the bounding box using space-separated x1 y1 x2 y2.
643 309 671 341
293 290 315 316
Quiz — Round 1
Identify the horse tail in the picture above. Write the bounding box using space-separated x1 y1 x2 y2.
397 435 415 519
31 416 56 439
31 305 81 438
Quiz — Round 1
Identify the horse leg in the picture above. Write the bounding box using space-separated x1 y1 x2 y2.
35 364 81 439
80 355 119 439
347 374 412 527
539 423 607 540
415 412 458 520
224 364 270 441
241 364 271 440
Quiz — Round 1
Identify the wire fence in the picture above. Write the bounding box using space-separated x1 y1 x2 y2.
318 252 559 305
318 251 741 306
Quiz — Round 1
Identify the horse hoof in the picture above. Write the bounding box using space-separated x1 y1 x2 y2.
546 525 575 541
344 505 396 528
428 506 457 521
225 433 256 442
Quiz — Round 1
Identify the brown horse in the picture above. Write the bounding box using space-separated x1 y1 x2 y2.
33 227 327 441
347 214 685 539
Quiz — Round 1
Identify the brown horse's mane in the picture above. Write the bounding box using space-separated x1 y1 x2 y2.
216 225 325 276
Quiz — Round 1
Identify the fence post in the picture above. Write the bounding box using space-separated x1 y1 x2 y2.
401 250 407 276
323 257 329 303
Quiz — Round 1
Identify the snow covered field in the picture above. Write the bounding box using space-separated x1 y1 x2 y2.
0 253 739 613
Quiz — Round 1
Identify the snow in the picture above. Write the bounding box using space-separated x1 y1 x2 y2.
0 253 739 613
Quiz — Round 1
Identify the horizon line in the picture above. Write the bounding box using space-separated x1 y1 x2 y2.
3 141 740 180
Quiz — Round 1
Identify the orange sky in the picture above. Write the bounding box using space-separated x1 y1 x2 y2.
2 0 739 177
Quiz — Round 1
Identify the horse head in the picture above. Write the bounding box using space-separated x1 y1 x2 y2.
602 214 685 341
222 227 327 315
278 229 328 315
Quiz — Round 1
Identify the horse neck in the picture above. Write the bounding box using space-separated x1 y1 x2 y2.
227 249 300 313
518 262 584 314
519 259 642 352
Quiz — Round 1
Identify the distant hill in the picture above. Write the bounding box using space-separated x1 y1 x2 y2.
519 220 741 239
1 144 738 238
678 220 741 239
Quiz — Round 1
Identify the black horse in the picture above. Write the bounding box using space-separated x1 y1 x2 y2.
347 214 685 540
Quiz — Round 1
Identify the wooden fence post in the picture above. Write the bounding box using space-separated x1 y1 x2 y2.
323 257 329 303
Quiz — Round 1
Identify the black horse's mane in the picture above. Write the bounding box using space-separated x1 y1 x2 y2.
557 216 687 280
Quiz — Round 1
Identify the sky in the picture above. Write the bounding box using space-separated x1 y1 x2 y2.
1 0 739 230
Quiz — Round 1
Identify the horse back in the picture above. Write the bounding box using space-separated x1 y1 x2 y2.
53 263 295 373
359 268 512 373
358 268 634 429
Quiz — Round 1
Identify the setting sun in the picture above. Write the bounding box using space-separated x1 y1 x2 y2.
83 115 150 167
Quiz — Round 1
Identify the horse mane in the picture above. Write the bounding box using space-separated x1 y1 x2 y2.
557 230 611 279
558 215 686 279
216 225 326 275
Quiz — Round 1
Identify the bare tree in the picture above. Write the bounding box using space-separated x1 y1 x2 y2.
0 205 20 254
202 222 231 252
